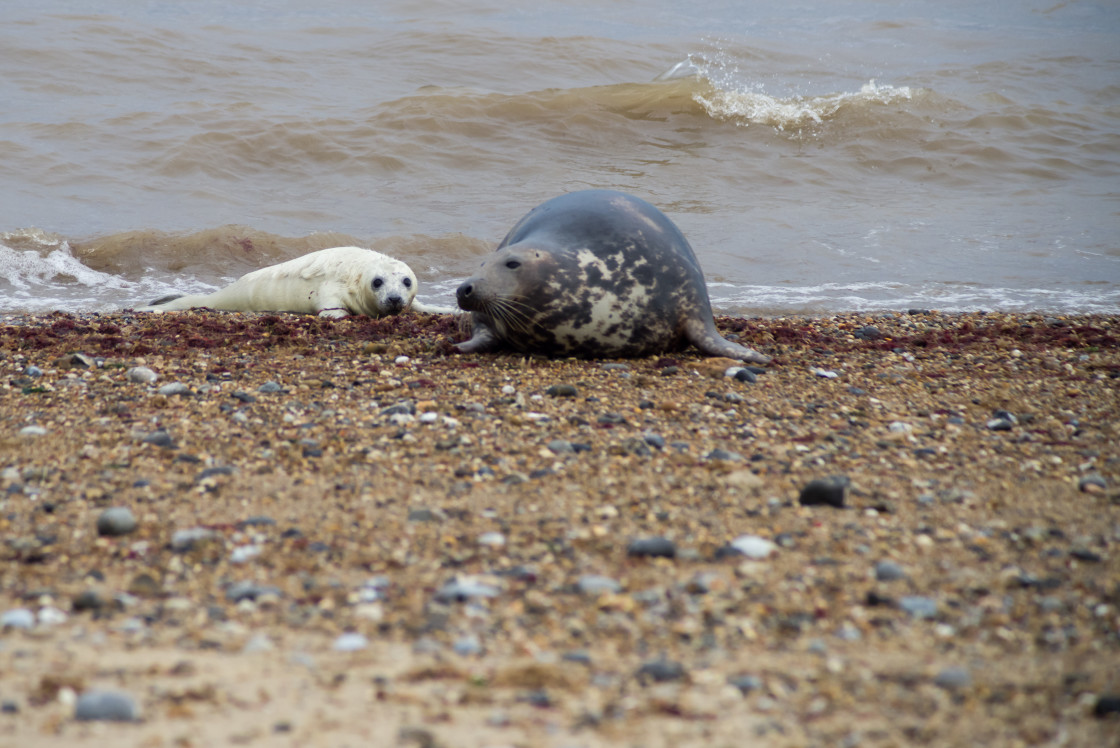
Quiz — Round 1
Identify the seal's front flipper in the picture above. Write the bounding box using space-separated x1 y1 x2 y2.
454 322 502 353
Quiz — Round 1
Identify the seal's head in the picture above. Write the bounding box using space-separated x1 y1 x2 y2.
359 257 418 316
456 245 558 344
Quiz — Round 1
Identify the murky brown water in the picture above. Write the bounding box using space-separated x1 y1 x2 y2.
2 1 1118 314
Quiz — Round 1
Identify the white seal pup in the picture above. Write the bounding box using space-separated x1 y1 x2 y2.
455 190 770 363
135 246 454 318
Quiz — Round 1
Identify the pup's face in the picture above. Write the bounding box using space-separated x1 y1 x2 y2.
366 259 418 316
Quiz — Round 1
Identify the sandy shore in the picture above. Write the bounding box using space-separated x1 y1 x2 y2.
1 309 1118 747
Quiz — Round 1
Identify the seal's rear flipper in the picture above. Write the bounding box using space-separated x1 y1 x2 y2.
147 294 184 306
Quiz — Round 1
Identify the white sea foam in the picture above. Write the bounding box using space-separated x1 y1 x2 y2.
0 229 214 314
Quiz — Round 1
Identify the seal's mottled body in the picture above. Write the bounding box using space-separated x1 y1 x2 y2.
455 190 769 363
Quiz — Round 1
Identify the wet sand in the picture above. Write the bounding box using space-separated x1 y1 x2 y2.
1 310 1118 747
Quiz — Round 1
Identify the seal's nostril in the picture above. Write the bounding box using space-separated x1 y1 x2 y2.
457 283 473 299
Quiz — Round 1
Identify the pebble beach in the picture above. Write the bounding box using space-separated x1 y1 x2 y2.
1 309 1118 747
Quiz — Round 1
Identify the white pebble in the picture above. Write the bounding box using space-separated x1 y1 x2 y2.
501 384 516 395
332 632 369 652
1 608 36 630
18 425 47 437
394 355 411 365
127 366 158 384
730 535 777 560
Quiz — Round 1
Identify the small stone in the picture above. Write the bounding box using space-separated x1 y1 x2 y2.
75 690 139 722
127 367 158 384
433 577 500 603
642 431 666 449
733 368 757 383
171 527 218 551
546 384 578 398
225 581 282 603
1079 475 1107 494
874 560 906 582
811 367 839 379
71 590 105 613
141 430 175 448
626 537 677 559
729 674 763 694
453 635 482 656
727 535 776 560
18 425 47 437
96 507 137 537
636 659 686 684
853 326 882 340
242 633 275 653
799 476 849 508
576 575 621 596
258 381 283 393
0 608 35 630
332 632 369 652
477 532 506 548
706 448 743 462
157 382 190 396
1 700 18 714
1094 694 1120 718
37 607 67 626
986 417 1015 431
24 365 42 378
933 667 972 691
548 439 575 454
899 596 939 619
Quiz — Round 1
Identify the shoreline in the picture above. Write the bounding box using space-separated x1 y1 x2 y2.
1 309 1118 746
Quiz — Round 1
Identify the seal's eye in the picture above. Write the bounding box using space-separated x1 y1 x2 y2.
372 278 384 289
403 278 412 288
505 260 521 269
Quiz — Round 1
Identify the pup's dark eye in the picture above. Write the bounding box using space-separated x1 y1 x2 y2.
403 278 412 288
505 260 521 269
372 278 384 289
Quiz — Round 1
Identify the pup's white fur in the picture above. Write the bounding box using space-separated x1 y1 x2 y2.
134 246 454 318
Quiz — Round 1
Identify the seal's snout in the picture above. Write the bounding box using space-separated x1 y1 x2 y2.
384 294 404 312
456 280 476 309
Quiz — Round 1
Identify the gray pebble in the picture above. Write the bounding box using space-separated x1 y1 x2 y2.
642 431 665 449
933 666 972 691
636 659 686 684
75 690 140 722
1 700 18 714
874 560 906 582
576 575 621 596
706 448 744 462
626 537 677 559
170 527 218 551
545 384 578 398
140 430 175 448
258 381 283 393
18 425 47 437
96 507 137 537
986 417 1015 431
127 366 158 384
433 578 500 603
453 635 483 656
0 608 36 630
225 581 282 603
1078 475 1107 493
157 382 189 396
899 596 939 619
728 674 763 694
548 439 575 454
24 365 42 378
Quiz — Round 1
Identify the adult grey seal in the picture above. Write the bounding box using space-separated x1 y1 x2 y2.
455 190 770 363
134 246 454 318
